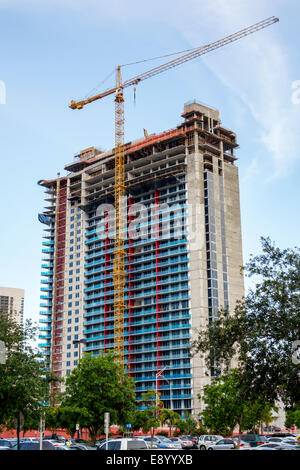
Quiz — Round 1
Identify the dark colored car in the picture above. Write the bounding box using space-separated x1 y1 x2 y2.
263 426 281 433
240 434 268 447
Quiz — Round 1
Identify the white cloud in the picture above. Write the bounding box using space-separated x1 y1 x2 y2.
2 0 299 178
171 0 300 179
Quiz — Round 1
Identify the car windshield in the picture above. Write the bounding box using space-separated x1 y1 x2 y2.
159 437 172 442
0 440 12 447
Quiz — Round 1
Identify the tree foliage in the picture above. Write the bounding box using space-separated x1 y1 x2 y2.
174 415 198 435
199 370 277 447
285 406 300 429
160 409 181 437
193 238 300 409
137 389 163 445
0 314 53 436
57 353 135 443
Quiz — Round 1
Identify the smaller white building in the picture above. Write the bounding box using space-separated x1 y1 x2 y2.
0 286 24 325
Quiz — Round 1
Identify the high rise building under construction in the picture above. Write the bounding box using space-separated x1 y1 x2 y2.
38 100 244 416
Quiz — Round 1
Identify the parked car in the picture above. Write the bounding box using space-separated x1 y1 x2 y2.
266 437 285 444
0 439 14 450
281 437 298 444
263 426 281 433
20 437 39 442
68 444 97 450
254 443 282 451
198 435 223 450
239 434 268 447
139 436 174 449
206 438 251 450
97 438 148 450
159 436 182 449
180 435 198 449
11 440 67 450
170 437 192 449
280 445 300 451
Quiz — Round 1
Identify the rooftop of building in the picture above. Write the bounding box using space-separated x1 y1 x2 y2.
39 100 237 187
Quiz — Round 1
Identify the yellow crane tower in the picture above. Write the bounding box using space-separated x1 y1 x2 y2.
69 16 279 365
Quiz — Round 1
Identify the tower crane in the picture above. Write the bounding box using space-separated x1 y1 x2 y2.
69 16 279 365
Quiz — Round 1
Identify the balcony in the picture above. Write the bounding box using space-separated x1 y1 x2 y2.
38 342 51 348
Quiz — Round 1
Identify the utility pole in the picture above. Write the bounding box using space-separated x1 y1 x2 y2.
104 412 110 450
39 412 45 450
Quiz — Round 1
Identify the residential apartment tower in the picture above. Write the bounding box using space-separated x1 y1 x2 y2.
38 101 244 416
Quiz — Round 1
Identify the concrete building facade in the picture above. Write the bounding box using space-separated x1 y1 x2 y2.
0 286 24 325
38 101 244 415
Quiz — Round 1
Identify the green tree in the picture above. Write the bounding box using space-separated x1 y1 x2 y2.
181 415 198 435
173 415 198 436
199 370 276 447
58 353 135 443
193 238 300 415
160 409 180 437
285 406 300 430
124 409 151 433
0 314 54 446
138 390 164 448
45 404 90 438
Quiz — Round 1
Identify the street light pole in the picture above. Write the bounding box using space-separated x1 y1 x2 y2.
156 366 168 411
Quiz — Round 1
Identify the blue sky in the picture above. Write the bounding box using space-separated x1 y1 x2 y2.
0 0 299 323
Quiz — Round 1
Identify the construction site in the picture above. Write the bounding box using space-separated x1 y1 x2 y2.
38 16 278 417
39 99 244 417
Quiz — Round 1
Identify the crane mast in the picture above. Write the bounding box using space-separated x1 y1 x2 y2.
69 16 279 365
114 66 126 363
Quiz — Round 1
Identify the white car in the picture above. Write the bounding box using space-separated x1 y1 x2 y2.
97 438 148 450
254 443 282 450
206 438 251 450
170 437 191 449
198 435 223 450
